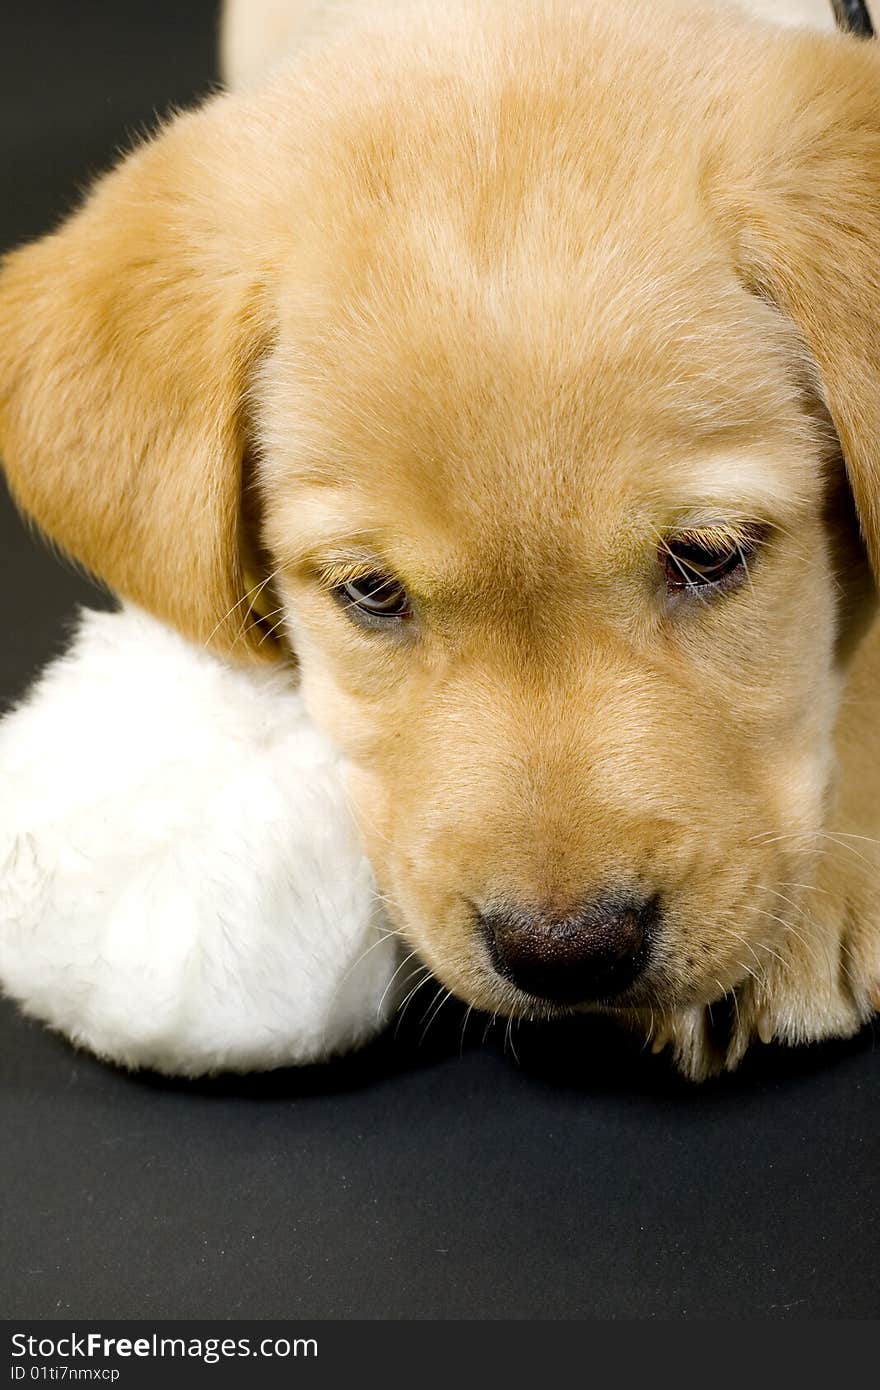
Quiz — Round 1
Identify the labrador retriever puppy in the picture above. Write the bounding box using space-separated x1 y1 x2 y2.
2 0 879 1079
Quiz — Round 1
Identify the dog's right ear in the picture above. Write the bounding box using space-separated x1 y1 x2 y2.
710 29 880 591
0 96 280 658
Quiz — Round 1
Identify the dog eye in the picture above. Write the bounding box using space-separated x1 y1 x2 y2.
337 572 412 620
662 535 750 593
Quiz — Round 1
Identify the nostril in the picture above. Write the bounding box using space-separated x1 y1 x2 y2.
479 892 656 1004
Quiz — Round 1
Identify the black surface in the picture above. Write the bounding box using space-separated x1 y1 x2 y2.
1 1 878 1322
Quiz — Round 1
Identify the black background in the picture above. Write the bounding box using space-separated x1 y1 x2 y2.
1 1 878 1321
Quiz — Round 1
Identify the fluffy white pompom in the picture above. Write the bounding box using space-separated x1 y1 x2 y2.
0 606 400 1075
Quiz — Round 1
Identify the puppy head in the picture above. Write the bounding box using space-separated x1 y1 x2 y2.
2 1 878 1021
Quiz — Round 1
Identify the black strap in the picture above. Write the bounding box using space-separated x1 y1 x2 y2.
830 0 875 38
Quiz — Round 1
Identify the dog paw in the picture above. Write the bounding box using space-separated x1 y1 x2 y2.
640 896 879 1082
727 897 879 1061
642 1003 736 1083
644 1005 722 1082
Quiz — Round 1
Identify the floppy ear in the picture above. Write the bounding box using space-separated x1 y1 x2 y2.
712 31 880 582
0 97 279 659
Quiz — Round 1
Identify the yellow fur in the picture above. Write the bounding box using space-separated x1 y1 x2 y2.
2 0 879 1076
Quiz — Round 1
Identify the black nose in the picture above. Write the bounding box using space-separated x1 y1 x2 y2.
479 892 656 1003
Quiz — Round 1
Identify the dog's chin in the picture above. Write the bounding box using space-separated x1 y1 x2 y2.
419 967 679 1026
503 981 675 1022
444 963 741 1027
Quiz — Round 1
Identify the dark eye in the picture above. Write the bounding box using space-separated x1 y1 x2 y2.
661 534 751 594
337 572 412 620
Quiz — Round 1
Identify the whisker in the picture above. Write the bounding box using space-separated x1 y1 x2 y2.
720 928 764 985
735 537 756 601
506 1017 521 1066
205 566 281 650
374 945 422 1018
394 967 434 1037
459 1003 475 1057
742 904 833 982
727 980 742 1034
420 987 453 1046
775 879 834 898
336 926 398 987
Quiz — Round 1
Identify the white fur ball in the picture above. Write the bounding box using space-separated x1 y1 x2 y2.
0 606 401 1075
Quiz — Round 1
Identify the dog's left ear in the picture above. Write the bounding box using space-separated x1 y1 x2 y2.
0 94 282 659
712 31 880 582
